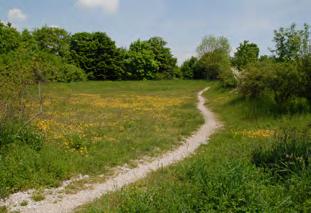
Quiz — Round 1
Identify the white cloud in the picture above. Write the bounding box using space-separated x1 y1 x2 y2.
8 8 27 22
76 0 119 14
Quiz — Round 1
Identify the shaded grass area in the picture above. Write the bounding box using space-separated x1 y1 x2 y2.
78 82 311 212
0 80 207 198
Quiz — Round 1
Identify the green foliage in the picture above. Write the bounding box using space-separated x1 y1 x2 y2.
0 22 21 54
124 37 177 80
124 40 159 80
299 55 311 102
268 62 303 106
60 64 87 82
0 121 43 151
272 23 310 61
33 26 71 59
180 57 197 79
196 35 231 58
219 68 237 88
233 40 260 70
238 60 306 110
195 50 231 80
147 37 177 79
252 128 311 179
238 62 270 98
70 32 124 80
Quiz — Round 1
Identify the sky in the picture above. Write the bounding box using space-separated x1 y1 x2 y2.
0 0 310 64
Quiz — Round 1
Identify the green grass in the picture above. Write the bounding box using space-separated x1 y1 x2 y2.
77 82 311 212
0 80 207 198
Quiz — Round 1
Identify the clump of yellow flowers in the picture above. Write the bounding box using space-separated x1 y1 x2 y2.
237 129 274 138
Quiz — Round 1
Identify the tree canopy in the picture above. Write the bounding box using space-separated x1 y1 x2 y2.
271 23 310 61
233 41 260 70
196 35 231 58
33 26 71 59
70 32 123 80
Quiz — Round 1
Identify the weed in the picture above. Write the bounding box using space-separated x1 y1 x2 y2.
31 191 45 202
20 200 28 206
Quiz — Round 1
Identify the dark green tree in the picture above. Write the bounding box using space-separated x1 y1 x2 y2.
147 37 177 79
180 57 198 79
70 32 123 80
233 41 259 70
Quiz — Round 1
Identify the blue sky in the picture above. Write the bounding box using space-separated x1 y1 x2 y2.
1 0 310 63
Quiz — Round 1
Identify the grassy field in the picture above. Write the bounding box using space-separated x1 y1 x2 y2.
78 82 311 212
0 80 208 198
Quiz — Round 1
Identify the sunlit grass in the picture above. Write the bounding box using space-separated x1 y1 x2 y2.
77 82 311 212
0 80 208 197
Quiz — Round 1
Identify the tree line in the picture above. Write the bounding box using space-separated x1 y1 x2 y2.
0 23 178 82
180 23 311 112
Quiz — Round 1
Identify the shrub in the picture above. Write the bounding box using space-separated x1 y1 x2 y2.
238 62 271 98
238 61 305 109
59 64 87 82
252 128 311 179
267 62 303 106
219 68 237 88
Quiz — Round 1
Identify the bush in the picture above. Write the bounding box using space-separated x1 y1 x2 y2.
59 64 87 82
238 61 305 110
33 51 86 82
238 62 271 98
252 128 311 179
268 62 303 106
219 68 237 88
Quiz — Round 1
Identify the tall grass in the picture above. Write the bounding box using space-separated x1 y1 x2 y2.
252 128 311 179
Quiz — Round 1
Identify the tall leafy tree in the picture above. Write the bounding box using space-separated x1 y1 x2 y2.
70 32 123 80
147 37 177 79
271 23 310 61
195 50 231 80
196 35 231 58
233 41 260 70
33 26 71 59
124 40 159 80
180 57 198 79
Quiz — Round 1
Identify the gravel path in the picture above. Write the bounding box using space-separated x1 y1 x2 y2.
2 87 221 213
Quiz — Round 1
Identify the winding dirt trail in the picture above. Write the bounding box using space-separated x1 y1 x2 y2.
3 87 221 213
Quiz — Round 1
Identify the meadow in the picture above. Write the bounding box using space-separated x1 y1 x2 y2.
78 82 311 212
0 80 207 198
